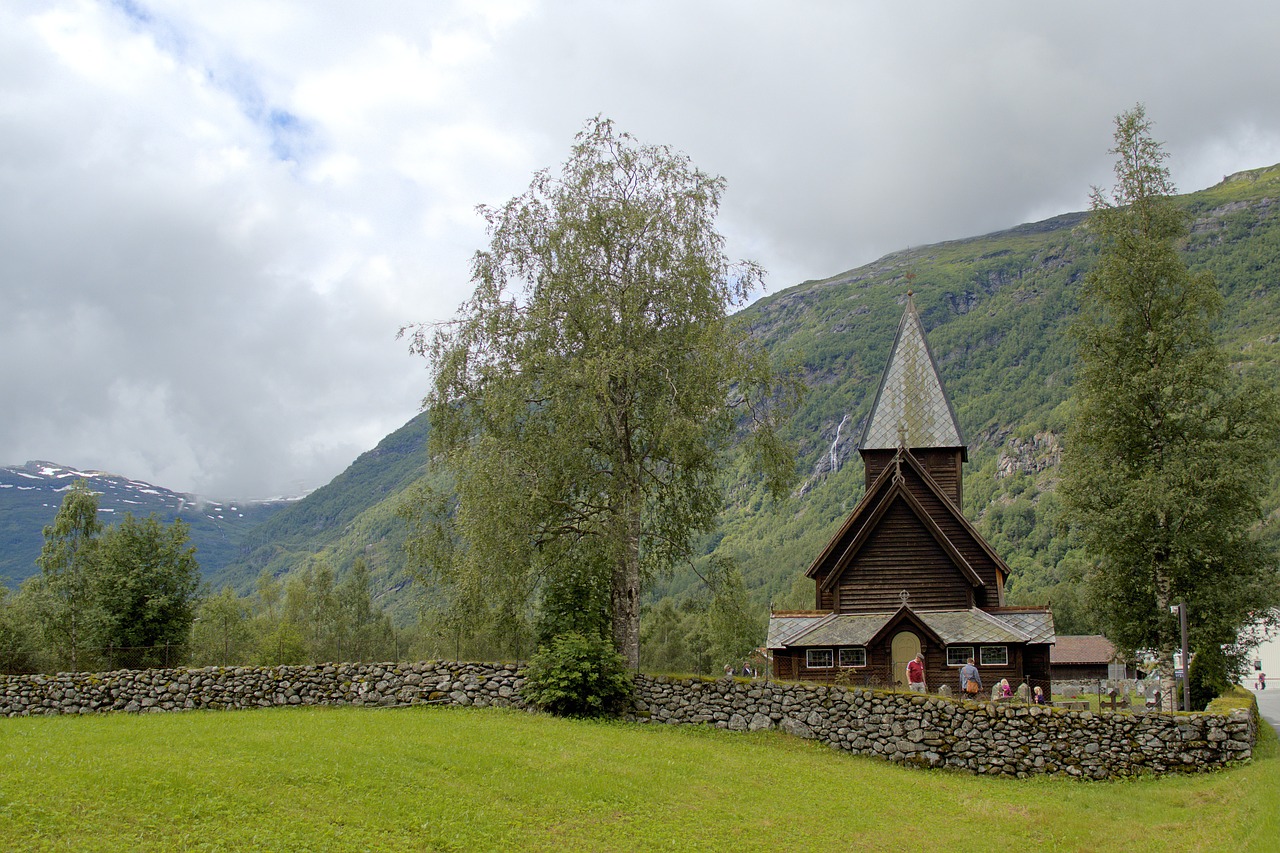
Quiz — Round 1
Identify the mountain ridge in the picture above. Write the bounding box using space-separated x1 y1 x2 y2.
0 461 293 589
6 162 1280 630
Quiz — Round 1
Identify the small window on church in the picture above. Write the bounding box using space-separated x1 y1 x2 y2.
839 647 866 668
980 646 1008 666
947 646 973 667
806 649 834 669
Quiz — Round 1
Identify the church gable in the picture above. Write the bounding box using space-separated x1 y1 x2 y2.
810 449 1004 608
804 451 906 584
895 456 1008 598
824 497 976 614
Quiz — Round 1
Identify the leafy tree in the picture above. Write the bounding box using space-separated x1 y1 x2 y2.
191 586 253 666
1060 105 1280 679
639 598 690 673
0 582 39 674
405 117 796 667
703 560 762 670
32 479 105 670
255 568 283 622
249 569 304 665
1186 643 1231 711
533 543 612 648
254 619 308 666
94 512 201 667
284 563 339 662
336 557 397 662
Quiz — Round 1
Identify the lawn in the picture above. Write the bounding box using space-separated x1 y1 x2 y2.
1 705 1274 852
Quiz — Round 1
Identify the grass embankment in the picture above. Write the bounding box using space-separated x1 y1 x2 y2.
1 706 1275 852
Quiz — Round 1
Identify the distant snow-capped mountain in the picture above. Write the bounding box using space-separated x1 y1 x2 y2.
0 461 292 588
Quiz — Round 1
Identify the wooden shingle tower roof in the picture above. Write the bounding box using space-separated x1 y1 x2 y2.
860 293 966 460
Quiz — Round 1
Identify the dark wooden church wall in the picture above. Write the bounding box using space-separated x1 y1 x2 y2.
835 501 972 613
910 448 963 505
1024 645 1052 684
904 469 1003 592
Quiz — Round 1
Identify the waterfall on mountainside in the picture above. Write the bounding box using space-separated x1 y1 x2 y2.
830 413 851 474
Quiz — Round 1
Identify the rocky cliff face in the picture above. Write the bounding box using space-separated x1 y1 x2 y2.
996 431 1062 479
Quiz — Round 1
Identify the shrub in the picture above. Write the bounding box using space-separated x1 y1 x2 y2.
522 631 633 717
1187 645 1231 712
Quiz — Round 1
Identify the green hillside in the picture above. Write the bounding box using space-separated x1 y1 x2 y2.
215 164 1280 632
208 412 432 615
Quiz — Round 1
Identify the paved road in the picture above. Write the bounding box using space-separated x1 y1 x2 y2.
1248 686 1280 735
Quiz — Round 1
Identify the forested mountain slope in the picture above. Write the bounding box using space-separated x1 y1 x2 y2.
207 412 432 614
213 164 1280 631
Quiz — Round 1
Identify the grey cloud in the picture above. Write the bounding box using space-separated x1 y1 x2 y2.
3 0 1279 498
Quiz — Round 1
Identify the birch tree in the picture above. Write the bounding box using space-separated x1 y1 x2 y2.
1060 105 1280 679
405 118 795 667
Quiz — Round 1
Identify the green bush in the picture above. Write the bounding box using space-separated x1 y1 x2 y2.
1188 645 1232 712
521 631 633 717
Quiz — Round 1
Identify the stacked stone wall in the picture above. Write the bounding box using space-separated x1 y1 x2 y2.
0 665 1254 779
0 661 528 716
632 676 1255 778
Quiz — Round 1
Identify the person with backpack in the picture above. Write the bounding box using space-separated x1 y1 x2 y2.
959 657 982 699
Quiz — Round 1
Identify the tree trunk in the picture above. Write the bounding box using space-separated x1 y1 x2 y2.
611 483 642 670
1152 552 1177 710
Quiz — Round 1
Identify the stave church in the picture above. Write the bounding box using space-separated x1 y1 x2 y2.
767 294 1055 692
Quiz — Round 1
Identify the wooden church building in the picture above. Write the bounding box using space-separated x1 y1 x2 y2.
768 295 1054 692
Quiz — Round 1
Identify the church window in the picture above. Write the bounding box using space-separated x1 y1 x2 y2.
806 649 834 669
980 646 1008 666
839 647 866 668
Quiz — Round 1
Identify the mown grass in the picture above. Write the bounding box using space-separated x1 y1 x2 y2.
1 706 1275 852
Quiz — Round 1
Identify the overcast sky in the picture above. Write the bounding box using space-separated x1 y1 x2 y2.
3 1 1279 499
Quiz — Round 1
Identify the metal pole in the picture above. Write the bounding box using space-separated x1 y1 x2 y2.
1179 601 1191 712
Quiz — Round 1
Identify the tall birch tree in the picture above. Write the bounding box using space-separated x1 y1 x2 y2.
404 118 795 667
33 479 104 671
1060 105 1280 678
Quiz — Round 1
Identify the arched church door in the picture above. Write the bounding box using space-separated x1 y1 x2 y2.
891 631 921 688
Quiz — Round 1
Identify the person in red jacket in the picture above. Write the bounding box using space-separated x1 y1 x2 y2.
906 652 926 693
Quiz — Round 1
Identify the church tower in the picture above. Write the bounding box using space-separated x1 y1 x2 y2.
859 292 966 504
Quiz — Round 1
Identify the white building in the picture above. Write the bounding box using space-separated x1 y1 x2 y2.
1247 630 1279 689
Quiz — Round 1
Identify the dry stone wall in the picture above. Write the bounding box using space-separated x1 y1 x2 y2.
632 676 1255 778
0 661 528 716
0 664 1255 779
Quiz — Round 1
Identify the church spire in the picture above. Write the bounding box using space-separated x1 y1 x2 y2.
860 292 965 456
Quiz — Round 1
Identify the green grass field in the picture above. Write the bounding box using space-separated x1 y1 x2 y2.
1 706 1275 852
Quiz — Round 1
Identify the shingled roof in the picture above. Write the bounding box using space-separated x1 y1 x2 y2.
768 607 1051 649
1050 635 1118 665
860 293 965 455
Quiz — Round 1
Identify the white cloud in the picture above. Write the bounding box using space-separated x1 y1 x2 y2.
3 0 1280 498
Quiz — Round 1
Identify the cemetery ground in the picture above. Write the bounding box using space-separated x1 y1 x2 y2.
1 705 1276 852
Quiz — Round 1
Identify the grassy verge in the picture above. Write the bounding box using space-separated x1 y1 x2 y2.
1 706 1275 852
